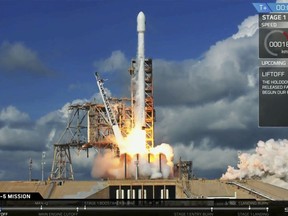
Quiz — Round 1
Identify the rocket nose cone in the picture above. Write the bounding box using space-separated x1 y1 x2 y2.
137 11 145 20
137 11 145 32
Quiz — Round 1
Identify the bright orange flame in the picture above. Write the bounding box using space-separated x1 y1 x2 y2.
118 127 174 163
118 127 147 156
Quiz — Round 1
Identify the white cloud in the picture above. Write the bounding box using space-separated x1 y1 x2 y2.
0 105 65 151
93 50 129 73
0 41 53 75
0 126 42 150
148 14 262 160
156 91 257 145
173 140 238 171
0 100 96 180
0 106 30 123
154 27 258 107
232 15 258 39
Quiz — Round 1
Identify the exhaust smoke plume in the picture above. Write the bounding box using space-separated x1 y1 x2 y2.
91 143 174 179
221 139 288 189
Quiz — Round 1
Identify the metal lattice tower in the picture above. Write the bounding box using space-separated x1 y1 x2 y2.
144 59 154 149
50 101 133 181
175 158 193 198
129 58 155 150
50 144 74 180
50 104 89 180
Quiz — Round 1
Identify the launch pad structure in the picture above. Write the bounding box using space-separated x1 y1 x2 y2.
50 59 154 181
50 11 157 181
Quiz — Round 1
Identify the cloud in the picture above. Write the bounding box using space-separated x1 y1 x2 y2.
173 140 238 172
0 105 64 151
0 126 43 151
0 104 70 179
155 90 258 150
0 99 97 180
93 50 131 97
232 15 258 39
0 105 30 123
153 32 258 107
93 50 129 73
148 15 260 153
0 41 54 75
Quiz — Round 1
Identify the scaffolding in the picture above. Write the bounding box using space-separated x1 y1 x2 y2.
50 100 133 180
175 158 193 198
129 58 154 150
50 103 89 180
50 144 74 180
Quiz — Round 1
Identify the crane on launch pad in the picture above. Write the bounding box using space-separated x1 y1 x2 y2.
94 72 124 147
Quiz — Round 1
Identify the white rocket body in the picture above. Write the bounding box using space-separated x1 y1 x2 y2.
136 11 146 129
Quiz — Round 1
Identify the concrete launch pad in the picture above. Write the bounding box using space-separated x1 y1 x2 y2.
1 179 287 200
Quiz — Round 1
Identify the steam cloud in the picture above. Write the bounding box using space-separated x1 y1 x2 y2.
221 139 288 188
91 143 174 179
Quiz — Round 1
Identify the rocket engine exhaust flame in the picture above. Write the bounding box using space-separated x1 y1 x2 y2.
91 127 174 179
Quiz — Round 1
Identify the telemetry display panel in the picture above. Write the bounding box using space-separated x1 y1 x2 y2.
256 3 288 126
259 14 288 58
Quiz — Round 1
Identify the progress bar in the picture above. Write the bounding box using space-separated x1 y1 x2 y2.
0 206 270 211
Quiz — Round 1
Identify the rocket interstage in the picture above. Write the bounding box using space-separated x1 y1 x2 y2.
136 11 146 129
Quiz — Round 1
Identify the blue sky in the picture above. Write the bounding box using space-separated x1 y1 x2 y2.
1 0 287 182
0 0 257 118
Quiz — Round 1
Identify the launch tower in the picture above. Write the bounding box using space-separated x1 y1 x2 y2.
50 11 155 180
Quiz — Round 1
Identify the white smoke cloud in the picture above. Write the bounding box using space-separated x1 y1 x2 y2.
91 150 120 178
222 139 288 189
262 175 288 190
91 143 174 180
